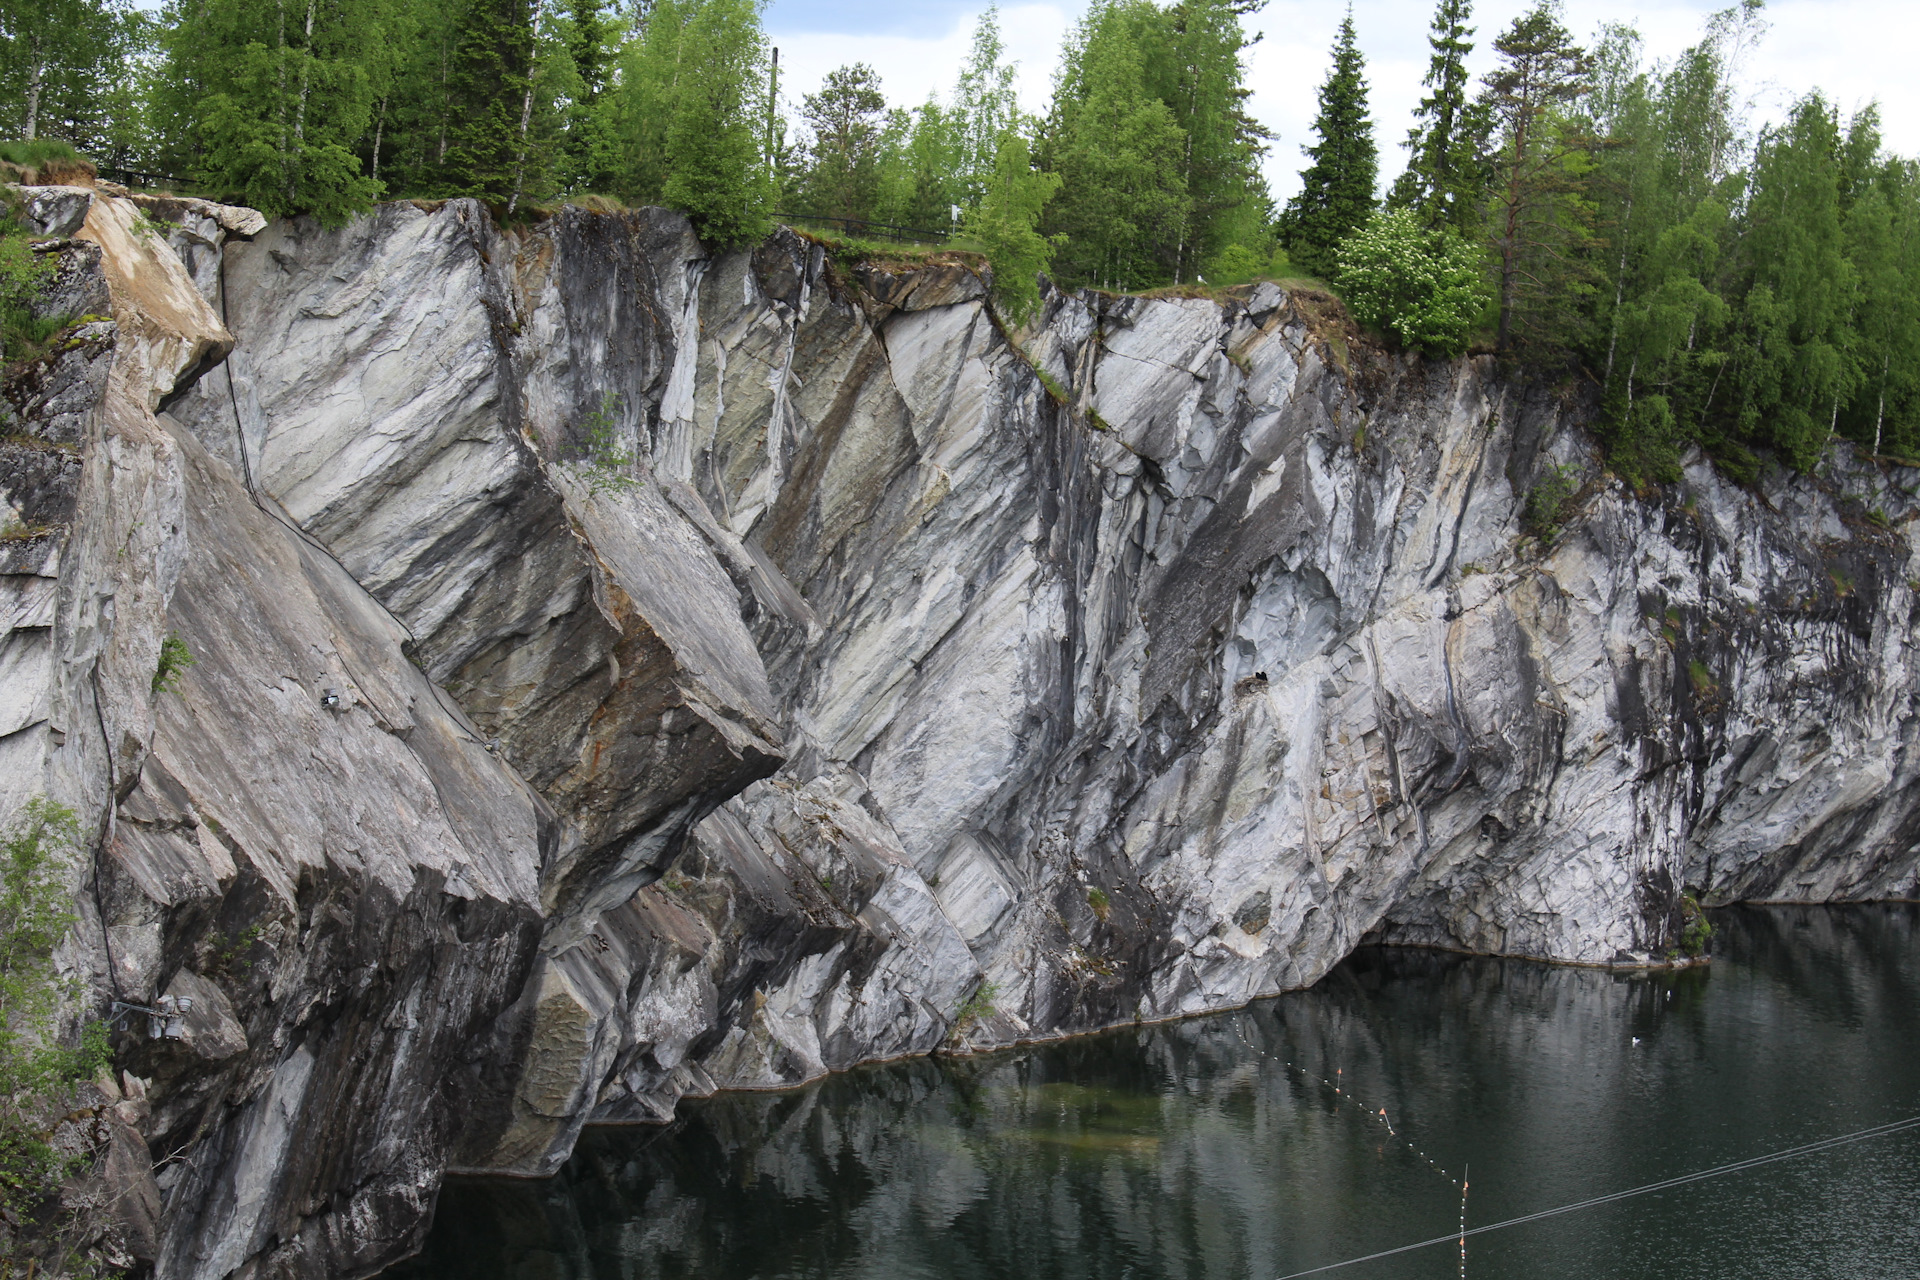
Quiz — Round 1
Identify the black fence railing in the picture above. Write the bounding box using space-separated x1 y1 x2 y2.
774 212 952 244
98 165 188 190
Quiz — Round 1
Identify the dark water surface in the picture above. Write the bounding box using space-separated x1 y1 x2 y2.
397 905 1920 1280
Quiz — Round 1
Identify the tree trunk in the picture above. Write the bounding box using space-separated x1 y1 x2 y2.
1876 352 1890 456
277 0 291 200
766 47 779 178
371 97 388 184
23 32 44 141
506 0 549 216
291 0 317 203
1603 196 1632 383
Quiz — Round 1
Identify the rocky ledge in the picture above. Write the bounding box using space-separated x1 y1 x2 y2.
2 189 1915 1278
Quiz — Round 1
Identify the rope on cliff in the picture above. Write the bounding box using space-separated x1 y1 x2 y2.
1271 1114 1920 1279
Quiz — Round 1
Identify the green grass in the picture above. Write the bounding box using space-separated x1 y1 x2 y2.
0 139 85 169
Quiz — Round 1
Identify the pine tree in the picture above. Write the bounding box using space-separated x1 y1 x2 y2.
797 63 887 224
1279 7 1376 279
1481 1 1598 354
553 0 618 194
1389 0 1484 235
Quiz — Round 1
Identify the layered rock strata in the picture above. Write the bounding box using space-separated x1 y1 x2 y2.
2 190 1915 1278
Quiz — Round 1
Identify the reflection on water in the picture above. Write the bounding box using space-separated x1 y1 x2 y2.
393 905 1920 1280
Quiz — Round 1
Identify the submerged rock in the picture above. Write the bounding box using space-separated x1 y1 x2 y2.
2 191 1915 1277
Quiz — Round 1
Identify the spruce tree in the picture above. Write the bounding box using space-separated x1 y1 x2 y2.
1390 0 1484 234
554 0 617 194
1280 8 1376 279
438 0 537 205
155 0 383 222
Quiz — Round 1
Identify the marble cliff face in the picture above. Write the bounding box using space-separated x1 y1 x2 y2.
4 188 1916 1278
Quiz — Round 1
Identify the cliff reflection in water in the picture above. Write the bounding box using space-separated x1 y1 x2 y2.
397 905 1920 1280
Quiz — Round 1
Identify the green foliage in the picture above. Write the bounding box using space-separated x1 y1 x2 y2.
1678 891 1713 957
439 0 540 208
794 63 887 223
0 799 110 1231
155 0 387 222
1280 9 1377 279
960 132 1061 325
206 922 267 979
1522 462 1580 542
1041 1 1189 291
1204 240 1293 286
1336 207 1487 355
572 390 638 496
1481 1 1600 356
613 0 773 245
1040 0 1269 291
152 630 195 693
0 0 151 163
0 139 82 169
0 199 55 364
950 979 999 1041
1086 886 1111 921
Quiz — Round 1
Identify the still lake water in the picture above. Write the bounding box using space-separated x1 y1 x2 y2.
397 905 1920 1280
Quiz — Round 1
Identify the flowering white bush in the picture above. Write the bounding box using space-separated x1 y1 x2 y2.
1335 208 1488 356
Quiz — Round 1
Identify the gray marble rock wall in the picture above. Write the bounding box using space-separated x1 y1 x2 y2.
6 191 1917 1278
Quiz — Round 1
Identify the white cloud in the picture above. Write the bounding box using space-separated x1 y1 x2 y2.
766 0 1920 206
768 4 1073 119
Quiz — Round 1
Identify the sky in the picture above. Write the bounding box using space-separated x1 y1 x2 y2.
763 0 1920 204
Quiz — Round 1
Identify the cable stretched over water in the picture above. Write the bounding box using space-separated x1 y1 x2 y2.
1272 1114 1920 1279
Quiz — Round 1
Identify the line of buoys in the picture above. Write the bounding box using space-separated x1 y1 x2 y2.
1269 1114 1920 1279
1234 1028 1462 1189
